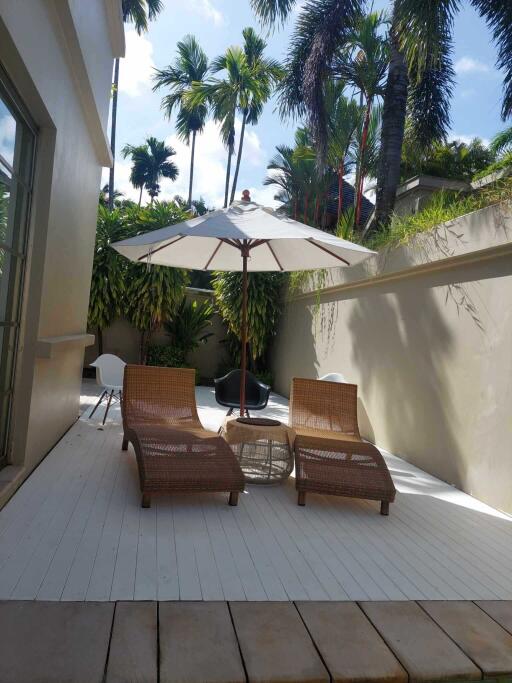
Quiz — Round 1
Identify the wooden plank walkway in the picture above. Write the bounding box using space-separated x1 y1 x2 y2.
0 383 511 603
0 600 511 682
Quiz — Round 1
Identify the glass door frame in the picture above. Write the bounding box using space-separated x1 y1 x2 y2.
0 64 37 468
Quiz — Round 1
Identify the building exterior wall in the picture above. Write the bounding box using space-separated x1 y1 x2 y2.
0 0 121 504
272 202 512 514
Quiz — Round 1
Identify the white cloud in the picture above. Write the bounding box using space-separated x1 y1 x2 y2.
449 133 490 146
0 113 15 166
118 30 155 97
455 57 490 75
186 0 225 26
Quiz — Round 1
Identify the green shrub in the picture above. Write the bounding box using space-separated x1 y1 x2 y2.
472 153 512 182
367 178 512 251
146 344 200 384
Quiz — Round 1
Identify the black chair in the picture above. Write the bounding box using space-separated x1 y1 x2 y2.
214 370 271 417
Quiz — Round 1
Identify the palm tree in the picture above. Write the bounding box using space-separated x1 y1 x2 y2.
188 29 281 207
324 82 360 220
335 12 388 227
252 0 512 228
122 137 179 204
188 48 245 208
153 36 209 209
229 28 282 204
108 0 163 210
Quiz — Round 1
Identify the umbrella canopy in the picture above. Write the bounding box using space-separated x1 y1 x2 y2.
112 200 375 271
112 199 375 415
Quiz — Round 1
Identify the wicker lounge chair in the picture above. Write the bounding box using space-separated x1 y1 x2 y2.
290 378 396 515
122 365 245 508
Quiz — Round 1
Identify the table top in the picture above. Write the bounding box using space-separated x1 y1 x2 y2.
221 415 295 447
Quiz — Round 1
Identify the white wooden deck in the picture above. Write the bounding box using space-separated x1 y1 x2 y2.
0 380 511 602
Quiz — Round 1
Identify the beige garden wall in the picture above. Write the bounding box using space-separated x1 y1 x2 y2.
272 202 512 514
84 289 229 381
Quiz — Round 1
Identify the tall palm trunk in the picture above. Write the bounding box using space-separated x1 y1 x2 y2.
108 58 120 211
374 32 409 231
355 101 372 228
303 193 309 225
138 186 143 207
230 111 247 205
188 130 197 209
224 146 233 209
337 160 344 221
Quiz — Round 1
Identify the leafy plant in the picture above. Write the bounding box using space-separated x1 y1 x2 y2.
146 344 201 383
212 271 285 371
367 177 512 251
472 152 512 182
123 202 191 363
88 206 132 354
163 297 214 363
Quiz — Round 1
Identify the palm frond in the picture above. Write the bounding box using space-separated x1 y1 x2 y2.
471 0 512 118
122 0 163 33
395 0 456 148
490 125 512 155
250 0 298 25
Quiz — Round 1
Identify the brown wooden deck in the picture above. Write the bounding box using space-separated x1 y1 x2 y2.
0 599 511 682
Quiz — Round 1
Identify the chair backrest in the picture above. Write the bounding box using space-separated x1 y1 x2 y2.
319 372 347 383
91 354 126 388
122 364 201 430
290 377 360 437
215 369 267 407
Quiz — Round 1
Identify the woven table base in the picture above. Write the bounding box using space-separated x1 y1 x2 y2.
229 439 293 484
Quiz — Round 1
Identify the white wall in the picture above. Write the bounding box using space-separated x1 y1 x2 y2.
0 0 120 504
272 202 512 514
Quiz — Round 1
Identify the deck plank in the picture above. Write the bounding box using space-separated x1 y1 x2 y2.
475 600 512 634
420 600 512 677
159 601 245 683
0 601 113 683
230 601 329 683
360 601 481 682
297 601 407 683
106 602 157 683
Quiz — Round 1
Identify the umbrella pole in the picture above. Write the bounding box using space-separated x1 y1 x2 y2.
240 243 248 417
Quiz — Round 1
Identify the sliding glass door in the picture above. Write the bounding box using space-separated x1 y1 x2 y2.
0 68 36 468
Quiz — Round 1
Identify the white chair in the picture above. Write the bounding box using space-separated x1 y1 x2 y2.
89 354 126 424
319 372 347 383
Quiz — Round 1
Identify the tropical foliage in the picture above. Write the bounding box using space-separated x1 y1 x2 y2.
367 177 512 251
108 0 164 209
88 206 132 354
88 202 190 363
122 137 179 204
187 27 282 207
212 271 285 370
163 297 214 363
401 138 496 182
251 0 512 229
153 36 210 208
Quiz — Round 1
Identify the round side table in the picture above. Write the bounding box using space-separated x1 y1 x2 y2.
220 417 295 484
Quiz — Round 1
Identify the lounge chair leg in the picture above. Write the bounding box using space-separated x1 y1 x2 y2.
298 491 306 506
380 501 389 516
121 437 128 451
142 493 151 508
229 491 239 506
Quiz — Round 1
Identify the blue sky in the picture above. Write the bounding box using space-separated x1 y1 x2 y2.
104 0 509 207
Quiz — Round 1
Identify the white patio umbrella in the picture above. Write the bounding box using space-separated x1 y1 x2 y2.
112 199 375 414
